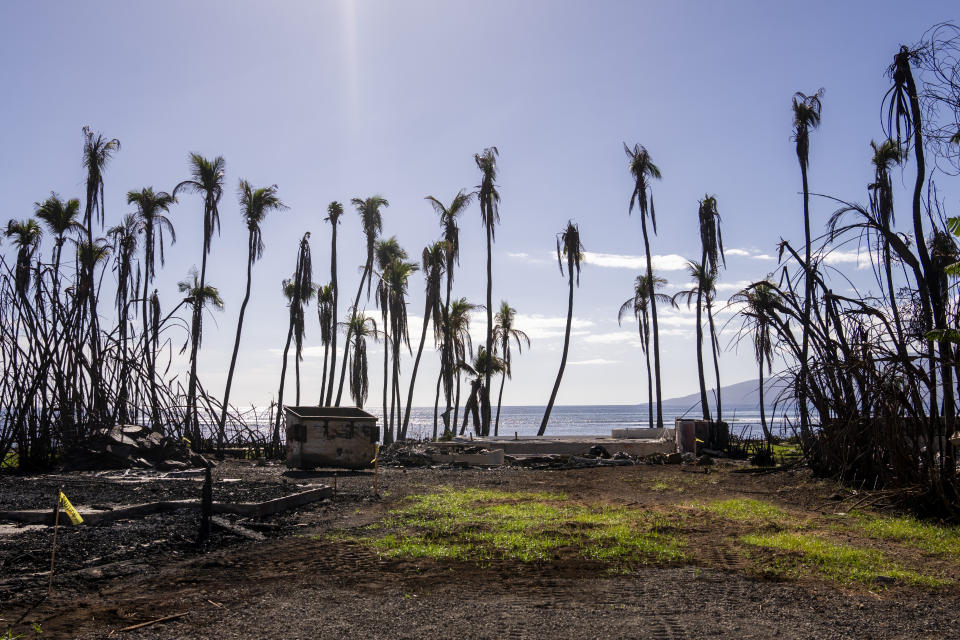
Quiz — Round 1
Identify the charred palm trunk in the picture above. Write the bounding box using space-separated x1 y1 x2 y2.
483 222 493 437
539 253 575 435
273 321 294 452
695 281 710 422
403 294 433 436
640 212 663 428
706 297 722 422
336 260 370 406
218 233 255 455
325 223 339 406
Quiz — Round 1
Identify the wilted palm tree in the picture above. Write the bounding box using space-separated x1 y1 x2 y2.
4 219 43 297
459 347 505 436
128 186 176 429
493 301 529 436
475 147 500 435
697 195 725 421
323 201 343 405
176 267 224 443
619 273 673 429
274 233 314 448
384 256 418 441
731 281 781 443
869 139 906 345
106 214 139 424
374 237 407 442
218 181 286 454
674 260 717 421
792 89 823 439
35 193 83 289
539 221 584 436
81 126 120 419
346 313 379 409
175 153 226 447
404 242 445 438
335 195 389 405
448 297 480 431
625 142 665 428
316 283 334 402
426 190 474 433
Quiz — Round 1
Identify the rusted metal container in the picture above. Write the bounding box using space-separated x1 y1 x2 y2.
284 406 379 469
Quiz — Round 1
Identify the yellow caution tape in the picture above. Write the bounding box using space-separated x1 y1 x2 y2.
371 445 380 465
59 491 83 525
695 438 705 443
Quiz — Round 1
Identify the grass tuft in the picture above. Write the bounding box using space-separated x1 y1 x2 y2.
853 512 960 556
703 498 788 524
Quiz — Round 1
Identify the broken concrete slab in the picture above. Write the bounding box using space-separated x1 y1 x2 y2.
430 449 505 466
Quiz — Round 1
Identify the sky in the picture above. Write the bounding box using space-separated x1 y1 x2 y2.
1 1 958 410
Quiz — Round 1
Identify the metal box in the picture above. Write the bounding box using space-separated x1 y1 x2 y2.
284 406 379 469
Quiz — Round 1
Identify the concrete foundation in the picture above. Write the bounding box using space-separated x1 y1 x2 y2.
435 434 675 457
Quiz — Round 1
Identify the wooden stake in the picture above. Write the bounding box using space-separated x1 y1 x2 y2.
119 612 188 632
47 486 62 595
373 445 380 496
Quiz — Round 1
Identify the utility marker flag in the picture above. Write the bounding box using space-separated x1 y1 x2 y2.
59 492 83 525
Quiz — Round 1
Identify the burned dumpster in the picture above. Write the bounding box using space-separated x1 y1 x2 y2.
284 406 379 469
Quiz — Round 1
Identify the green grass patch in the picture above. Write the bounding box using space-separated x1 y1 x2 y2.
741 531 949 588
853 512 960 556
702 498 788 524
330 487 686 566
1 450 17 469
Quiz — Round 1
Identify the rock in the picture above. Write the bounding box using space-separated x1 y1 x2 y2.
588 445 611 459
681 452 696 464
665 452 682 464
696 454 715 466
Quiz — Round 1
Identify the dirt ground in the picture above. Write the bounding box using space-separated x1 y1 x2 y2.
1 459 958 639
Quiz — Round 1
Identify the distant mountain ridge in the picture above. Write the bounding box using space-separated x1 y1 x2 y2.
658 378 788 409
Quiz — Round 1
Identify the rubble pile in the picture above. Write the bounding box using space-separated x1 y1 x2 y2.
65 424 212 471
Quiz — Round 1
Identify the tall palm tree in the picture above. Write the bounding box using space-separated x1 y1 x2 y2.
869 140 906 345
81 126 120 420
218 181 286 453
792 89 823 440
346 313 379 409
274 233 313 448
4 219 43 297
316 283 334 403
385 256 418 441
493 301 529 436
619 273 673 429
539 221 584 436
697 195 725 421
674 260 717 421
448 297 480 431
403 242 445 438
128 187 176 430
426 190 474 433
106 214 139 425
459 347 505 436
176 267 224 442
731 281 780 443
625 142 665 428
475 148 500 436
35 193 83 290
374 237 407 441
323 201 343 406
335 196 388 405
174 153 226 447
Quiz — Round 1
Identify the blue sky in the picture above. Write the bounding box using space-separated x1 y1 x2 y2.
1 1 957 408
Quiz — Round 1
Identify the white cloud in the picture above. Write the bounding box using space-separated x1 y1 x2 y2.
726 247 775 261
583 331 642 345
819 249 868 268
513 313 595 341
580 251 690 271
725 248 751 257
714 279 754 292
568 358 621 365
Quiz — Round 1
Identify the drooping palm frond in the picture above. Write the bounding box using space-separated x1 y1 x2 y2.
128 187 176 281
556 221 585 286
238 180 287 262
792 89 824 170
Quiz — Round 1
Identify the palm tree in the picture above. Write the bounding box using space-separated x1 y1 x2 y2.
128 187 176 430
274 233 313 448
459 347 505 436
448 297 480 431
869 139 906 345
176 267 224 443
539 221 584 436
218 181 286 454
493 301 529 436
374 237 407 442
625 142 665 428
385 256 418 441
731 282 780 443
106 214 139 424
323 201 343 406
697 195 725 421
475 148 500 436
175 153 226 447
35 193 83 290
619 273 673 429
403 242 445 439
792 89 823 440
316 283 334 402
4 219 43 297
426 190 474 433
81 126 120 420
346 313 379 409
335 196 388 405
674 260 716 421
